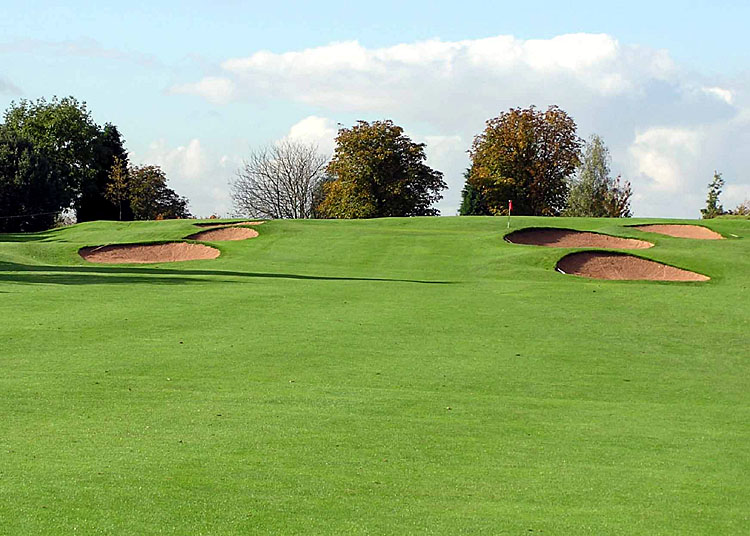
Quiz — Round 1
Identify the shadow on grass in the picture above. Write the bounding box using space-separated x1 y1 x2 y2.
0 230 61 243
0 262 452 286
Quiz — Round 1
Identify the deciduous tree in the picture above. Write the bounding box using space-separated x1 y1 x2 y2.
467 106 582 216
0 97 134 229
104 156 129 221
0 126 63 232
76 123 130 222
317 120 446 218
128 165 190 220
231 141 328 219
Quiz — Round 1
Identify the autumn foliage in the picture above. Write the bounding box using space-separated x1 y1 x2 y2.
467 106 582 216
317 120 446 218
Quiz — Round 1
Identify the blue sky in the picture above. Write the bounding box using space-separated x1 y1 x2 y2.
2 0 749 217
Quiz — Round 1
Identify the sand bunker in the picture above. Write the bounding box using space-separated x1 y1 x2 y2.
187 227 259 241
633 224 723 240
556 252 709 281
194 221 264 228
79 242 220 264
506 228 653 249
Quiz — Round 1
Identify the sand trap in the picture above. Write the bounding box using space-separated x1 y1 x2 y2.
506 228 653 249
187 227 259 241
633 224 723 240
556 252 709 281
194 221 264 228
79 242 220 264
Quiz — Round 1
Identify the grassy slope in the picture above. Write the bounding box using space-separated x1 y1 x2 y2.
0 217 748 535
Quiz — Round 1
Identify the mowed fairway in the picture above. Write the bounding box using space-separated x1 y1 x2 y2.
1 216 748 535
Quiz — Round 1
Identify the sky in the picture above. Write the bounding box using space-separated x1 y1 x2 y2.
1 0 749 218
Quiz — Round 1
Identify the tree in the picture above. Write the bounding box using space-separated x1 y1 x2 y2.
701 172 725 219
458 171 491 215
104 156 129 221
76 123 131 222
0 126 63 232
0 97 135 229
602 175 633 218
0 97 100 230
566 135 632 217
317 120 446 218
730 199 750 216
467 105 582 216
231 140 328 219
128 165 191 220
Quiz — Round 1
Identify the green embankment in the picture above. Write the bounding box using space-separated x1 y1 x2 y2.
1 216 748 535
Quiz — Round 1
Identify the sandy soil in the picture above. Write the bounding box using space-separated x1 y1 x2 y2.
633 224 724 240
187 227 259 241
79 242 220 264
506 228 653 249
194 221 264 228
556 252 709 281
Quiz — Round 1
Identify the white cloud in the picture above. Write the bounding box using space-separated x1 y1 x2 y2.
703 86 734 105
628 127 703 192
282 115 338 155
724 183 750 209
170 76 236 104
136 139 233 218
197 33 673 114
171 32 749 217
420 135 469 215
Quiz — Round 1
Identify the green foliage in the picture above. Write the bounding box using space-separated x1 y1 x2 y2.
0 97 131 230
730 199 750 217
0 126 63 232
0 97 191 228
318 120 446 218
76 123 131 222
104 156 129 221
458 171 491 215
468 105 582 216
701 171 725 219
566 135 632 217
128 165 191 220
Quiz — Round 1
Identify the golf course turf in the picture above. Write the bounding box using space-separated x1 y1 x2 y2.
1 216 748 534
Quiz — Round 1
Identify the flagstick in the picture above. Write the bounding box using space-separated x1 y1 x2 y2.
507 200 512 229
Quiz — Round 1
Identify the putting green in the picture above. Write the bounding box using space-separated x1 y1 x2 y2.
1 216 748 535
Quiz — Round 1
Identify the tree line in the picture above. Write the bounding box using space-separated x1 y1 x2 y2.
0 97 189 232
2 98 644 232
232 106 633 221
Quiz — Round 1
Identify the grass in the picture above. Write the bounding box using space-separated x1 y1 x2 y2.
1 216 748 535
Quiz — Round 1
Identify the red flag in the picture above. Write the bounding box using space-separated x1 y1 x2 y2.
508 200 513 212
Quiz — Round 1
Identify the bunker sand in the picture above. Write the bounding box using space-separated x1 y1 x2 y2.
506 228 653 249
556 252 709 281
80 242 220 264
186 227 259 241
633 224 723 240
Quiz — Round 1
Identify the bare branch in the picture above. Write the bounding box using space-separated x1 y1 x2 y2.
230 141 328 219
